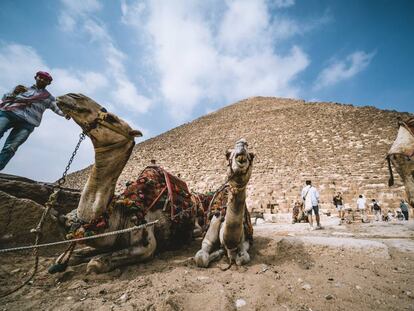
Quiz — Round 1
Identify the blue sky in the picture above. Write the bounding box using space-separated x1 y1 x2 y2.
0 0 413 182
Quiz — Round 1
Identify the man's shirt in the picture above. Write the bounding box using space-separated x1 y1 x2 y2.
400 202 409 212
1 85 64 127
301 185 319 206
357 197 366 209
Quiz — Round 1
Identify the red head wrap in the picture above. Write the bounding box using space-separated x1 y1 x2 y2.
35 71 53 82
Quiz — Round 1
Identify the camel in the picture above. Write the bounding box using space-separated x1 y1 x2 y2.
51 93 200 273
194 139 254 268
387 116 414 208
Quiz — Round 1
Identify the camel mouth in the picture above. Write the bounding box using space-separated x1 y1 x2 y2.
235 153 248 166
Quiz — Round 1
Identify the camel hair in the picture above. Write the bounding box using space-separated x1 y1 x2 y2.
195 138 254 268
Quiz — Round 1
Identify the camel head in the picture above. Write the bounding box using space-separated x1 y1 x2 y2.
226 139 254 188
56 93 142 147
387 117 414 208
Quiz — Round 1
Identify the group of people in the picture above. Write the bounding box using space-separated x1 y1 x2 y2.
293 180 411 229
333 192 410 223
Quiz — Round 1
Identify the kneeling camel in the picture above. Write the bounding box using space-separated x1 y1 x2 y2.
195 139 254 268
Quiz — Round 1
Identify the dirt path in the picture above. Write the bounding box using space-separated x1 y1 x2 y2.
1 219 413 311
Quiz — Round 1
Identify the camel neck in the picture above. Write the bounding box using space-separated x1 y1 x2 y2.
227 186 247 216
77 140 134 222
222 186 246 250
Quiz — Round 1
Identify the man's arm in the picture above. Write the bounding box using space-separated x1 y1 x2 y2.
49 96 70 119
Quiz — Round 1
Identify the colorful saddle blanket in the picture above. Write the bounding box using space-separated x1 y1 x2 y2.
114 166 195 224
67 166 194 240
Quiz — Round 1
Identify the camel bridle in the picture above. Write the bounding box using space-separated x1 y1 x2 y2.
83 111 136 153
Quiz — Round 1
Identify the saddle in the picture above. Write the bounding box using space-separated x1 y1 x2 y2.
114 166 195 224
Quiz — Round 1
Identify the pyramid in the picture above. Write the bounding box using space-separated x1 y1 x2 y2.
65 97 410 213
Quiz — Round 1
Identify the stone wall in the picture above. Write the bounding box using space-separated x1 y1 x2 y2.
65 97 410 213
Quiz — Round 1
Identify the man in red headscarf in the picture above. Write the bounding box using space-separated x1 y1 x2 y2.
0 71 70 170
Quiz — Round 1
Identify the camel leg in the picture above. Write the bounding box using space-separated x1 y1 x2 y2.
53 246 105 267
86 227 157 274
193 218 203 238
67 246 112 266
235 239 251 266
194 215 223 267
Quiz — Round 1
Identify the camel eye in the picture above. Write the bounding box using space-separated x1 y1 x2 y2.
100 107 107 113
105 114 117 123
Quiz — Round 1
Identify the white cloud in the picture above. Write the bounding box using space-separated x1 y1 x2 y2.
273 0 295 8
122 0 311 121
59 0 152 113
0 44 45 94
218 1 270 53
58 0 102 32
314 50 375 90
60 0 102 15
58 13 77 32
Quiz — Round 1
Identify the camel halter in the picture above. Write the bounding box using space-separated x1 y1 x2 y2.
83 111 135 153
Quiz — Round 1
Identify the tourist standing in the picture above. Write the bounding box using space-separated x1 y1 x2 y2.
371 199 382 221
399 199 409 220
356 194 367 222
333 192 345 224
301 180 322 230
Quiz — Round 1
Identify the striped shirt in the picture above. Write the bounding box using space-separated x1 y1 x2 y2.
1 85 64 127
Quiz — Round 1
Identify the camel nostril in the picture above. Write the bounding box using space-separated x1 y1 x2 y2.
100 107 107 113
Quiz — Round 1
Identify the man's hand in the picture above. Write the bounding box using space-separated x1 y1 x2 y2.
13 85 28 95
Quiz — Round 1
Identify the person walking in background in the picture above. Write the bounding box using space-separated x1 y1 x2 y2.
333 192 345 224
371 199 382 221
400 199 409 220
356 194 368 222
301 180 322 230
0 71 70 170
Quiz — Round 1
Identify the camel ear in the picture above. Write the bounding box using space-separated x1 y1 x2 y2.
249 152 255 161
226 150 232 160
130 130 143 137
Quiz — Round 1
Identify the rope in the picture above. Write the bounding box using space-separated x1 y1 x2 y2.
0 133 86 298
0 188 59 298
0 220 159 254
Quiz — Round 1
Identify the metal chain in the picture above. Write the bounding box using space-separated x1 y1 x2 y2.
57 132 86 187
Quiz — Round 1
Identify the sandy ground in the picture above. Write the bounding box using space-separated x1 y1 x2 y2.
1 217 413 311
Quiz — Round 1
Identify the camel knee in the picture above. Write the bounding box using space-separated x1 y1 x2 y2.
209 249 224 262
86 256 111 274
194 250 210 268
236 251 250 266
193 227 203 238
